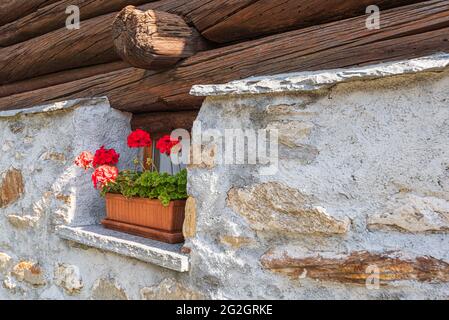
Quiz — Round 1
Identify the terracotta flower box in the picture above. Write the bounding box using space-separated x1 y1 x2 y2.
101 193 186 244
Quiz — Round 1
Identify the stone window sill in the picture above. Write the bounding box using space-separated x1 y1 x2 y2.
55 225 189 272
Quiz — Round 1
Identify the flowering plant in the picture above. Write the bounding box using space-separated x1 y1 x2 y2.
74 129 186 206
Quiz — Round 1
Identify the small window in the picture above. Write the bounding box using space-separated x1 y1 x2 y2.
143 132 186 174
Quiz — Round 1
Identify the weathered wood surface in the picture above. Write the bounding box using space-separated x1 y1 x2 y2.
0 0 427 83
1 0 448 112
0 61 129 98
113 6 210 69
0 0 211 84
192 0 425 43
0 11 119 85
0 0 155 47
132 110 198 133
0 0 59 27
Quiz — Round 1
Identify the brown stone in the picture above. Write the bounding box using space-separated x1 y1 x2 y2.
91 278 128 300
182 197 197 239
261 249 449 284
54 263 83 295
220 236 255 249
55 194 72 205
180 246 192 254
368 194 449 233
7 214 39 229
11 261 46 286
0 252 12 274
0 168 24 208
140 278 204 300
43 151 66 162
266 121 314 148
227 182 349 235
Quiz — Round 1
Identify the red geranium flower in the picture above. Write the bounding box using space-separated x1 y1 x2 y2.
156 135 180 155
92 165 118 189
74 151 94 170
92 146 120 167
127 129 151 148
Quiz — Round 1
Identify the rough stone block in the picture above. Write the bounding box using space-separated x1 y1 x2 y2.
140 278 204 300
261 248 449 284
0 168 24 208
91 278 128 300
183 197 197 239
54 263 83 295
227 182 349 235
11 261 46 286
368 194 449 233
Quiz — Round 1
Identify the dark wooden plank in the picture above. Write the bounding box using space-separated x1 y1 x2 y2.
0 61 129 98
131 110 199 132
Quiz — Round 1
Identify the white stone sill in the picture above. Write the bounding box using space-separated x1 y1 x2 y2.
56 225 189 272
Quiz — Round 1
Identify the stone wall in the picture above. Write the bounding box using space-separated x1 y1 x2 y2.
185 54 449 299
1 54 449 299
0 98 185 299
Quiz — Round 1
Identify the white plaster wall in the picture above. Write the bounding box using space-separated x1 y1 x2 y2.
185 70 449 299
0 98 179 300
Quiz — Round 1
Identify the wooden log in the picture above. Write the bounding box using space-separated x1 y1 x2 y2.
0 0 156 47
113 6 210 69
0 11 119 85
0 0 59 27
1 0 448 113
0 0 421 83
196 0 425 43
0 61 129 98
0 0 427 49
132 110 199 133
0 0 214 84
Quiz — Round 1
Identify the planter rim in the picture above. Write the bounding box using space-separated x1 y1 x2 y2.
105 192 187 206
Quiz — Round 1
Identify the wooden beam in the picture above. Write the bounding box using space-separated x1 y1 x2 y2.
0 0 214 84
197 0 425 43
0 0 156 47
0 0 422 83
0 0 59 27
0 11 120 85
0 1 448 113
113 6 210 69
132 110 199 133
0 61 129 98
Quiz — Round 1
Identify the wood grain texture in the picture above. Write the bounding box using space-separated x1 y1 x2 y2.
199 0 425 43
0 61 129 98
0 11 119 85
113 6 210 69
0 0 156 47
1 0 448 113
0 0 59 27
0 0 214 84
131 110 198 132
